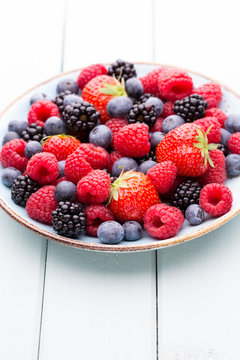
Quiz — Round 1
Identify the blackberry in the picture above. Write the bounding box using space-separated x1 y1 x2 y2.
62 101 100 133
53 89 73 114
11 175 40 207
174 94 208 123
21 123 45 142
134 93 152 105
171 179 201 214
107 59 136 82
137 148 156 164
217 143 229 157
127 103 157 127
52 201 86 238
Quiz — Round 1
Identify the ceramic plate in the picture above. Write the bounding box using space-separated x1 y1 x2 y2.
0 63 240 252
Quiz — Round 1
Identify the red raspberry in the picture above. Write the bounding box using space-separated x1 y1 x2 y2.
77 170 111 204
199 183 233 217
195 117 221 143
53 176 68 186
193 83 222 108
65 149 92 184
108 151 123 173
139 67 167 97
115 123 151 158
77 64 107 90
161 101 174 118
26 152 59 185
205 108 227 128
26 185 57 224
85 204 114 237
1 139 28 171
160 175 187 201
28 100 60 127
42 135 81 161
105 118 128 149
150 117 164 132
144 203 184 240
227 132 240 155
158 69 193 101
77 143 109 169
197 149 227 186
147 161 177 194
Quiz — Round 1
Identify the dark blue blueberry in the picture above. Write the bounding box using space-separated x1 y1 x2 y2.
97 221 124 244
2 131 20 145
107 96 132 118
1 167 21 187
44 116 67 136
225 114 240 133
185 204 205 225
162 115 185 134
145 97 164 117
123 221 143 241
89 125 112 148
125 78 144 98
220 128 231 146
24 141 42 158
56 78 78 94
225 154 240 177
54 181 77 202
30 92 50 105
58 160 66 177
112 157 138 177
63 94 82 106
150 131 165 148
8 119 28 135
138 160 157 174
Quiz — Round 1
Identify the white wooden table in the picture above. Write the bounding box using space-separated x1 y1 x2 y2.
1 1 240 359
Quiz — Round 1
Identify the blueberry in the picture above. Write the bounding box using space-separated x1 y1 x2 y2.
145 97 164 117
30 92 50 105
63 94 82 106
89 125 112 148
125 78 144 98
150 132 165 148
54 181 77 202
220 128 231 146
1 167 21 187
97 221 124 244
44 116 67 135
112 157 138 177
107 96 132 118
225 154 240 177
138 160 157 174
58 160 66 177
225 114 240 133
185 204 205 225
8 119 28 135
162 115 185 134
123 221 143 241
2 131 20 145
56 79 78 94
24 141 42 158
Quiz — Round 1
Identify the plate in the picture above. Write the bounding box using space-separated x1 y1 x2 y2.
0 62 240 252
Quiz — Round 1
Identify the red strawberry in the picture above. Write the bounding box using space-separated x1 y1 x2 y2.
77 64 107 89
194 117 221 143
109 171 160 223
197 149 227 186
42 135 81 161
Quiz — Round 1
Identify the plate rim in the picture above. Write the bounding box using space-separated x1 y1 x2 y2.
1 61 240 253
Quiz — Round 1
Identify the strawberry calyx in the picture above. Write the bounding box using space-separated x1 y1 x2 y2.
194 126 218 167
99 77 127 97
41 134 76 146
108 170 136 202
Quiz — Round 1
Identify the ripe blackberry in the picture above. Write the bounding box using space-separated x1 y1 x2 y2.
107 59 137 82
52 201 86 238
53 89 73 114
217 143 229 157
21 123 45 142
11 175 40 207
62 101 100 132
127 103 157 127
134 93 152 105
137 148 156 164
174 94 208 123
171 179 201 214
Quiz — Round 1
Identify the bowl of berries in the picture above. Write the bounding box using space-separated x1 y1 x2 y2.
0 60 240 252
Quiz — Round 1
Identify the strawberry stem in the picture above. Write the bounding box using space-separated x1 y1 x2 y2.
99 76 127 97
41 134 76 146
193 126 218 167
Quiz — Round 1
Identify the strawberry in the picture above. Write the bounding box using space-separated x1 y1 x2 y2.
108 171 160 223
156 123 218 177
82 75 127 123
42 135 81 161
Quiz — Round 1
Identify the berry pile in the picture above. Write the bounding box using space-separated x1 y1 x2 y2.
1 60 239 244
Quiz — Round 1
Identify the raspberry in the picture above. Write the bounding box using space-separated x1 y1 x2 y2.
28 100 60 127
77 143 109 170
199 183 233 217
193 82 222 108
65 149 92 184
1 139 28 171
197 149 227 186
26 152 59 185
158 69 193 101
143 203 184 240
54 176 68 186
85 204 114 237
162 101 174 118
227 132 240 155
26 185 57 224
108 151 123 173
205 108 227 128
139 67 167 97
42 135 81 161
195 117 221 143
105 118 128 149
147 161 177 194
114 123 151 158
77 170 111 204
150 117 164 132
77 64 107 89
